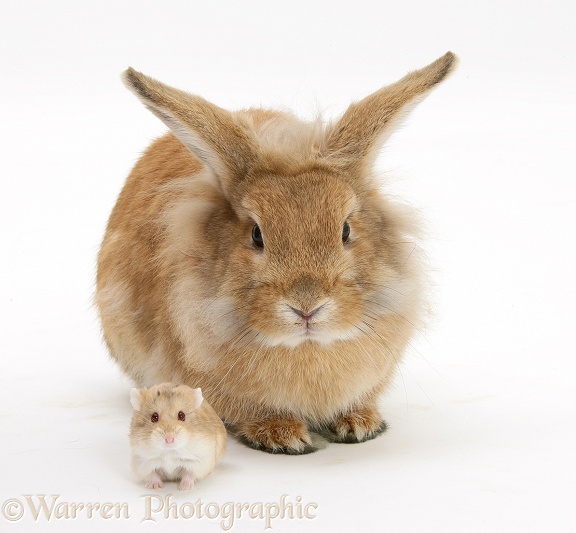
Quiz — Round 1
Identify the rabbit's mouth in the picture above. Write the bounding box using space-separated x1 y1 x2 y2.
265 326 361 349
254 301 362 349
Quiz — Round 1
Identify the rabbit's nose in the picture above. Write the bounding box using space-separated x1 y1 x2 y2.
286 275 329 321
289 305 322 322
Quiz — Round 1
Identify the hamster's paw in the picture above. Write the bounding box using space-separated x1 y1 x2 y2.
237 416 318 455
145 472 164 490
178 472 195 491
315 406 388 444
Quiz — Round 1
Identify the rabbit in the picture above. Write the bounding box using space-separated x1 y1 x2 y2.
96 52 457 454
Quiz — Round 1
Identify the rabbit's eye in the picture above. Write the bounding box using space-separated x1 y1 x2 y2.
151 412 159 423
252 224 264 248
342 221 351 243
178 411 186 421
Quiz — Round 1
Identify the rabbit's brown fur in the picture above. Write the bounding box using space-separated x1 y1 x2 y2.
96 52 457 453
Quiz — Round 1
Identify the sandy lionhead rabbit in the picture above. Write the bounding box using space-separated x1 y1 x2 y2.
96 52 457 454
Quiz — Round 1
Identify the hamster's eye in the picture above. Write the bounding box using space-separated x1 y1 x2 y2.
252 224 264 248
342 221 351 243
151 412 159 423
178 411 186 421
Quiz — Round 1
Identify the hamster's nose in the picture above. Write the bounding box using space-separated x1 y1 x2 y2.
165 434 175 445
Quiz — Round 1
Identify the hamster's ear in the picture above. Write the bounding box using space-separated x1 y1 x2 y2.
130 388 142 411
324 52 457 175
122 68 260 196
192 388 204 410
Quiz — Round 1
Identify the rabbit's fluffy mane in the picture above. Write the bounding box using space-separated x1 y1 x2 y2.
238 109 329 167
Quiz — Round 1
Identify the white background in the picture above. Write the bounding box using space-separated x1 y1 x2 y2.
1 1 575 531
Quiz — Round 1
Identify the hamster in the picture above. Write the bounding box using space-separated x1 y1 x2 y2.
129 383 227 490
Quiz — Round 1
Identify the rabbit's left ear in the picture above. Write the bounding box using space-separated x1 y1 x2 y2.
324 52 457 175
122 68 260 197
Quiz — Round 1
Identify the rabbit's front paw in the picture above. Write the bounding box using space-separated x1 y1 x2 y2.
237 416 318 455
316 406 387 444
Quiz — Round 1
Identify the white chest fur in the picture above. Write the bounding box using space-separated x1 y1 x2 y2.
132 435 217 481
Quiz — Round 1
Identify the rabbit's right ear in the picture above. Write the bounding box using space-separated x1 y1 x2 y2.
122 68 259 196
324 52 457 177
